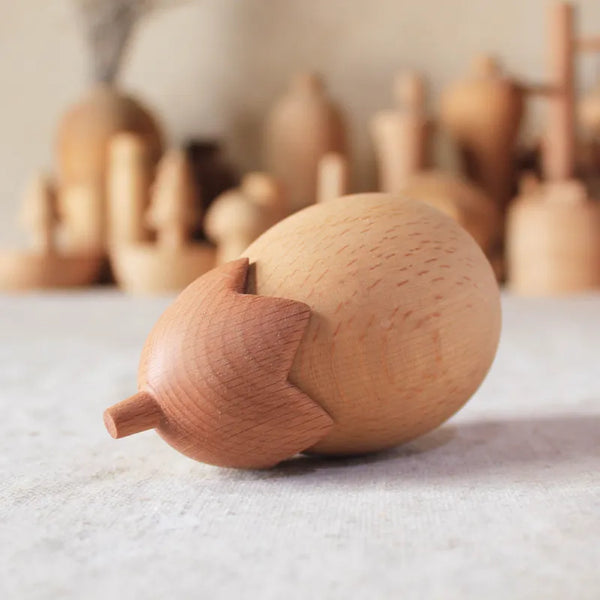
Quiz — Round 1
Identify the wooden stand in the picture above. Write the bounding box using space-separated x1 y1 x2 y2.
111 149 215 294
0 173 104 291
507 2 600 294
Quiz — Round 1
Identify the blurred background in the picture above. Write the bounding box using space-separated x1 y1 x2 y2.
2 0 600 244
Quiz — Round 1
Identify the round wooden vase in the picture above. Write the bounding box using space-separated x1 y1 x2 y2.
399 170 501 256
264 73 346 212
507 180 600 294
104 194 501 468
440 55 524 211
56 85 163 251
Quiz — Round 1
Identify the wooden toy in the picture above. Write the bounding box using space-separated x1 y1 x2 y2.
104 193 501 468
371 72 431 193
205 172 285 264
0 173 104 290
317 152 349 202
399 171 501 256
264 72 347 212
107 133 154 246
507 2 600 294
110 149 215 294
56 85 163 251
440 55 524 211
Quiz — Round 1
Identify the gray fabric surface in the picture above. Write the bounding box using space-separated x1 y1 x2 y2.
1 291 599 599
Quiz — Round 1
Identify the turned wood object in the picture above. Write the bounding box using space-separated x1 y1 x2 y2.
264 72 346 212
317 152 349 202
104 194 501 468
440 55 524 211
371 72 430 193
110 149 214 294
205 172 285 264
0 173 104 290
107 133 154 246
56 84 163 251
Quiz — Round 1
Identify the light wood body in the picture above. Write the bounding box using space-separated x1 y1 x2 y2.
440 55 524 211
507 180 600 294
317 152 349 202
104 194 501 467
264 73 346 211
371 72 430 193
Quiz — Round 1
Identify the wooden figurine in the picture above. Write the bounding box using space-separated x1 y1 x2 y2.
264 72 347 212
205 172 285 264
104 193 501 468
107 133 154 246
440 54 524 211
317 152 349 202
371 72 431 192
110 149 215 294
0 173 104 290
507 2 600 294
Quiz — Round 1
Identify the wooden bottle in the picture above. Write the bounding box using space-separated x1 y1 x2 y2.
371 72 430 192
107 133 154 246
317 152 349 203
110 149 215 294
205 173 285 264
264 72 346 212
0 173 104 290
104 194 501 468
440 55 524 211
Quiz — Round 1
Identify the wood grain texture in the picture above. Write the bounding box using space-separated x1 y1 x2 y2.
243 194 501 455
105 258 333 468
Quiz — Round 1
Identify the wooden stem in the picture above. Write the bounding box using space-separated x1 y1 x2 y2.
103 391 163 438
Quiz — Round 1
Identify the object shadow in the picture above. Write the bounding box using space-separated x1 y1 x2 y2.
220 411 600 484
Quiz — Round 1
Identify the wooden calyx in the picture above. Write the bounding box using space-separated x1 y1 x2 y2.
104 258 333 468
204 173 284 264
371 71 430 193
439 54 524 211
105 194 501 466
263 72 347 211
107 133 154 246
317 152 349 202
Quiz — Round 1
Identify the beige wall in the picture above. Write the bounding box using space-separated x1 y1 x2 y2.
1 0 600 243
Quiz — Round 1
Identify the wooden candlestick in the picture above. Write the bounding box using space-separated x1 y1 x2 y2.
205 173 285 264
19 173 58 255
111 149 215 294
440 55 524 211
317 152 349 202
107 133 153 246
371 71 430 193
104 194 500 468
264 72 347 212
